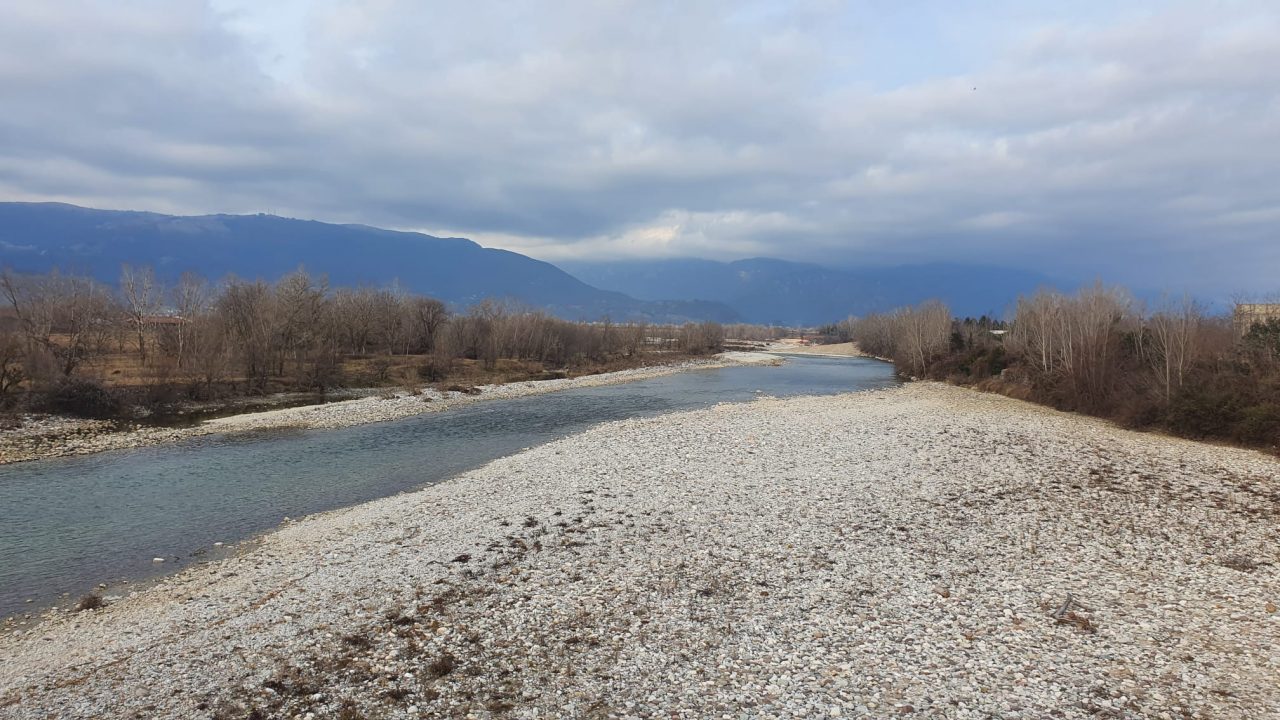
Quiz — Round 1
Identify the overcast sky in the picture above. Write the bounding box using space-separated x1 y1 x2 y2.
1 1 1277 294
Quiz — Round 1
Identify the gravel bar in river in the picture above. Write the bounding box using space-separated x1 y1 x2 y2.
1 382 1277 719
0 352 778 465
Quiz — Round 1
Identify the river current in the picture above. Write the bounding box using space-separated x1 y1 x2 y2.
0 355 896 618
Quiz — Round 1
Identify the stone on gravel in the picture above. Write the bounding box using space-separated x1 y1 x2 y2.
1 383 1277 719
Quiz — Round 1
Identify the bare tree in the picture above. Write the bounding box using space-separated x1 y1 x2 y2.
678 321 725 355
620 322 647 357
725 323 790 342
1005 283 1133 409
120 264 161 364
185 311 231 393
1146 295 1203 403
1 269 116 379
849 314 893 359
0 330 24 402
1058 283 1132 406
896 300 952 376
274 269 329 377
170 272 209 368
406 296 449 354
467 299 503 369
333 288 377 355
1006 290 1063 375
217 279 276 392
369 288 407 355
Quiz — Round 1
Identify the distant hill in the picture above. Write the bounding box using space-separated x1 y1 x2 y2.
559 257 1060 325
0 203 739 323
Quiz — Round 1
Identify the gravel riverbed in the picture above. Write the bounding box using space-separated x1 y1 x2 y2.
1 383 1277 719
0 353 777 465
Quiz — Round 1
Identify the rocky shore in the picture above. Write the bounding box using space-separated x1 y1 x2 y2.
0 352 779 465
1 382 1276 718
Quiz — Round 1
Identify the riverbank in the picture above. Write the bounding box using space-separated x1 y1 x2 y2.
765 340 867 357
3 383 1276 718
766 340 899 365
0 351 781 465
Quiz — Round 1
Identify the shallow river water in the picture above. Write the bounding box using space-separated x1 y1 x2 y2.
0 355 896 618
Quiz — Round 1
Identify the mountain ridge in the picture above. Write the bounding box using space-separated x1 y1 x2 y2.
2 202 1065 326
559 257 1061 324
0 202 740 324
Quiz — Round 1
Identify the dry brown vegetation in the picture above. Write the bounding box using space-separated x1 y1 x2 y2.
0 266 731 420
73 593 104 612
839 284 1280 452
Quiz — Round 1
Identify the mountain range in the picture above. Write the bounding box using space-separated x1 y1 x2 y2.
1 202 1059 325
560 258 1057 324
0 203 737 323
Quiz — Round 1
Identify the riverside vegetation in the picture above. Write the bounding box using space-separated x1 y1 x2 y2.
833 284 1280 453
0 266 737 424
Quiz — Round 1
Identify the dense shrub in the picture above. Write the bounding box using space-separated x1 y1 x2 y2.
141 380 182 409
934 343 1008 382
43 379 122 419
1232 403 1280 445
416 357 452 382
886 289 1280 453
1164 382 1243 439
1244 318 1280 360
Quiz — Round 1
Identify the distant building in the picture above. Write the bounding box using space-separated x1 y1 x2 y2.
1234 303 1280 336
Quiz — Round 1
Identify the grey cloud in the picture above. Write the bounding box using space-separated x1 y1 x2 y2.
0 0 1277 296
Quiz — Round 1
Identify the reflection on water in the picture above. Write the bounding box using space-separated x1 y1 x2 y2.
0 355 896 617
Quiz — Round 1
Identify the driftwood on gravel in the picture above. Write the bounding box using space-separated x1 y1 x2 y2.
1052 593 1097 633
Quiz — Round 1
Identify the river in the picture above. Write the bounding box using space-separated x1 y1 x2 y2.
0 355 895 618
